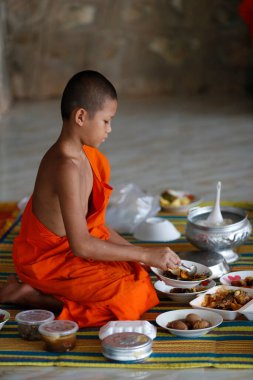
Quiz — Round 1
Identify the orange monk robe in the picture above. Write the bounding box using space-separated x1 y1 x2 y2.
12 145 159 327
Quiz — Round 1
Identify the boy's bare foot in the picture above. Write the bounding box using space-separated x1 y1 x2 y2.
0 275 63 314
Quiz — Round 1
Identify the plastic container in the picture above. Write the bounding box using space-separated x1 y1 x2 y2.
101 332 152 362
99 320 157 341
38 320 79 352
15 309 55 340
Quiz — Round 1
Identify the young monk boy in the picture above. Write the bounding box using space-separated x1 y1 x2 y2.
0 70 180 327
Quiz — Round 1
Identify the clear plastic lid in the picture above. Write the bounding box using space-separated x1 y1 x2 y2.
38 320 79 337
99 320 157 340
15 309 55 325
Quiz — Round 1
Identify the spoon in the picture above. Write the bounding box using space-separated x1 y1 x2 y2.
206 181 223 225
169 262 197 276
179 263 197 276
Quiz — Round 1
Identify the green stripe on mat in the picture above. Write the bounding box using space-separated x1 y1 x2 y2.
0 201 253 369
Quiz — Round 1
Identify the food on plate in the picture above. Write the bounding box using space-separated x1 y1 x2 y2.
160 190 194 209
185 313 202 324
163 268 209 282
201 286 252 311
168 320 188 330
169 282 210 293
230 276 253 288
0 313 6 322
167 313 211 330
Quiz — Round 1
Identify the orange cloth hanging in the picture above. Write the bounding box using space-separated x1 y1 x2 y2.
12 145 159 327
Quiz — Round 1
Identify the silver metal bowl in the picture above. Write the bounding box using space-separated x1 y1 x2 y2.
185 206 252 263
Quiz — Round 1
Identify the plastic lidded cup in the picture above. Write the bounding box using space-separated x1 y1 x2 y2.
38 320 79 352
15 309 55 340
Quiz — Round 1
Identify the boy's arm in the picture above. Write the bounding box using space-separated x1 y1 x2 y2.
106 225 132 245
56 160 180 271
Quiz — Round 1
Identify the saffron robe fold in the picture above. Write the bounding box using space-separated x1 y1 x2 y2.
12 145 159 327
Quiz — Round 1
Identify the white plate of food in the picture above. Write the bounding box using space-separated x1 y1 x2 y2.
159 189 201 213
220 271 253 288
151 260 212 289
190 285 253 320
156 309 223 338
154 279 216 303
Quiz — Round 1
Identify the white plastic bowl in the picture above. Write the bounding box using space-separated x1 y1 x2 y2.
190 285 253 320
156 309 223 337
0 309 10 331
154 279 216 303
134 217 180 242
151 260 212 289
220 271 253 287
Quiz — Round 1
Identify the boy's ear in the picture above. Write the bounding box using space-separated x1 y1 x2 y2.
75 108 88 126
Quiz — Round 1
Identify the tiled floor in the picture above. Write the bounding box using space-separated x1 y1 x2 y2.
0 95 253 203
0 95 253 379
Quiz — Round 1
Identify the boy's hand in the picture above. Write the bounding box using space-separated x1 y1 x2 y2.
142 247 181 271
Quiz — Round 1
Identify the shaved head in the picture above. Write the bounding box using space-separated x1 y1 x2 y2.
61 70 117 120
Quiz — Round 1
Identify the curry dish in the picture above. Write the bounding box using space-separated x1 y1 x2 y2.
201 287 252 311
163 269 209 282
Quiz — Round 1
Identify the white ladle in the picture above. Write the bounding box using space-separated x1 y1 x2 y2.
206 181 224 225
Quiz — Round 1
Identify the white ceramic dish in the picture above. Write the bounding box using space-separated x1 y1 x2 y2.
160 189 201 213
156 309 223 337
151 260 212 289
220 271 253 287
154 279 216 303
134 217 180 242
190 285 253 320
99 320 157 340
0 309 10 331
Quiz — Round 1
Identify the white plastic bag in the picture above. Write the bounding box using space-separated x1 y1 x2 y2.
106 183 160 233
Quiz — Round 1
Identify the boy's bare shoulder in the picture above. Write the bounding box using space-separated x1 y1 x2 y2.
35 142 90 195
42 143 84 172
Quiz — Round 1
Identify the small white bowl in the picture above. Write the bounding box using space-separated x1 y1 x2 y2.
156 309 223 337
154 280 216 303
190 285 253 320
151 260 212 289
134 217 180 242
220 271 253 287
0 309 10 331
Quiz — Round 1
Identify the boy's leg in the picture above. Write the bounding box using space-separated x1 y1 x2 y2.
0 275 63 314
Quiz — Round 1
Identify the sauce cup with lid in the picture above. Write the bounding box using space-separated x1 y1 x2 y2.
38 320 79 352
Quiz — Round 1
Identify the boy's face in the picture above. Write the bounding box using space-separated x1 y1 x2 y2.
84 98 117 148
